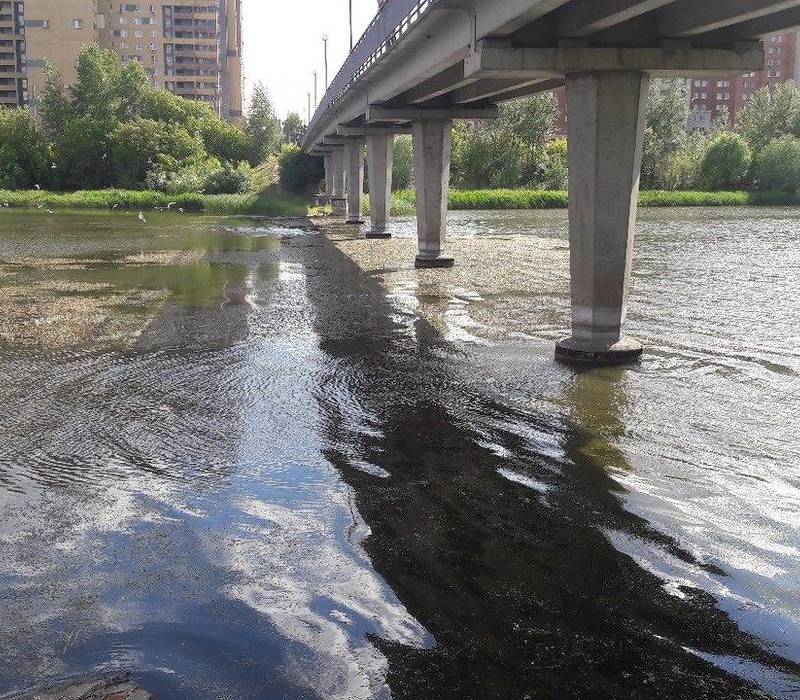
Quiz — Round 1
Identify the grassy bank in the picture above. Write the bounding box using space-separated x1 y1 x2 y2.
0 189 309 216
2 188 799 217
394 189 800 209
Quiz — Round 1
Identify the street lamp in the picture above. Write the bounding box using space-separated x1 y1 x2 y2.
313 70 318 107
349 0 354 51
322 34 329 88
307 92 312 125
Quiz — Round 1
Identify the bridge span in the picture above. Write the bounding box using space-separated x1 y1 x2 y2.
302 0 797 365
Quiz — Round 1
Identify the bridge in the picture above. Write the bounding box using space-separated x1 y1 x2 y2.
302 0 798 365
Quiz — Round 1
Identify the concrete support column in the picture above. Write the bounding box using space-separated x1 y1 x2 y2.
556 71 649 366
330 147 347 219
366 134 394 239
412 119 454 268
345 139 365 225
323 154 333 200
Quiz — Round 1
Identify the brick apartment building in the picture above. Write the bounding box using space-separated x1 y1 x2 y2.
0 0 242 120
688 30 799 130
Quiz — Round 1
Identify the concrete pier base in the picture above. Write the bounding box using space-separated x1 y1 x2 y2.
331 148 347 219
413 118 454 268
345 139 365 224
557 70 649 366
555 336 643 366
366 133 394 238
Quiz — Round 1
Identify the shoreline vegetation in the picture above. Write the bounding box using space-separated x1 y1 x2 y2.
2 188 799 217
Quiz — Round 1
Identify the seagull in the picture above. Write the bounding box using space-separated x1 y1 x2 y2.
46 209 54 214
36 203 44 209
167 202 177 210
34 184 40 190
51 163 57 169
178 208 184 213
112 203 118 209
138 211 147 224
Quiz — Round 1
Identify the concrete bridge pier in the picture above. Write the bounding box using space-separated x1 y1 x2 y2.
330 147 347 219
366 134 394 239
413 119 454 269
345 139 366 225
323 154 333 202
555 71 649 366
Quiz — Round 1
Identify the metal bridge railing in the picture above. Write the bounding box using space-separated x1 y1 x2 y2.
307 0 436 136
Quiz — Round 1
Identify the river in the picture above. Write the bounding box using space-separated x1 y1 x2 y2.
0 207 798 699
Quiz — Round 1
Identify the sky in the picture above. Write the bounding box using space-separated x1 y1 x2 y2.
241 0 380 120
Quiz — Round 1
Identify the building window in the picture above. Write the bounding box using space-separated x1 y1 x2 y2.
73 19 83 29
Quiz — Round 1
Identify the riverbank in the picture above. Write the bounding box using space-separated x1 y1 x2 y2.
1 188 799 218
0 189 309 216
396 189 800 209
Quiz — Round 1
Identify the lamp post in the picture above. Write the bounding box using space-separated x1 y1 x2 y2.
307 92 312 125
313 70 318 107
349 0 354 51
322 34 329 88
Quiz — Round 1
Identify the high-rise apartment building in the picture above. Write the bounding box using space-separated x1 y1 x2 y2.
0 1 27 108
0 0 242 120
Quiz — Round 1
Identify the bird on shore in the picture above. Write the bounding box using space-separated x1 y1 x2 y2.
34 184 40 190
46 209 54 214
138 212 147 224
167 202 177 210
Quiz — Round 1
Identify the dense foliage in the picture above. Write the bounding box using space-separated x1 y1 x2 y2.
278 145 324 194
697 133 752 191
451 94 561 190
0 46 290 195
754 136 800 192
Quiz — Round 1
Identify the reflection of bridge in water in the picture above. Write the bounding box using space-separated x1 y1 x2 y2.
303 0 795 365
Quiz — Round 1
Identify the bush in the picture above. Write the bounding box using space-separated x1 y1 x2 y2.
541 138 568 190
203 161 255 194
392 135 413 190
697 132 752 190
754 135 800 192
278 145 324 194
0 107 52 189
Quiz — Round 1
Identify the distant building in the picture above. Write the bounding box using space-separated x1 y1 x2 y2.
0 0 242 121
688 31 799 128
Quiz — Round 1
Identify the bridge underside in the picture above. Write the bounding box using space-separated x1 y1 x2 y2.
306 0 797 365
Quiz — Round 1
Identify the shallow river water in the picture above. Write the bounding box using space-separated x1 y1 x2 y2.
0 208 798 699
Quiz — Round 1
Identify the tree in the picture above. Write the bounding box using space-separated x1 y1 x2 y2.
282 112 305 147
641 79 690 189
450 93 557 189
737 82 800 153
392 135 413 190
754 135 800 192
278 145 324 193
33 45 254 192
0 107 52 189
697 132 751 190
247 82 281 162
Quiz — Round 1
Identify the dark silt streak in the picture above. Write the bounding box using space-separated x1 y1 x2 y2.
298 228 800 699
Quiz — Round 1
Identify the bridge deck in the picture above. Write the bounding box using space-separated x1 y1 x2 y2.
305 0 800 149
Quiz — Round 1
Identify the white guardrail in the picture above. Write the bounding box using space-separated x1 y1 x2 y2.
307 0 437 138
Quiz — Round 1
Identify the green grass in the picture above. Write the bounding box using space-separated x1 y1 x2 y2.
638 190 751 207
394 189 800 210
0 188 309 216
2 188 798 217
